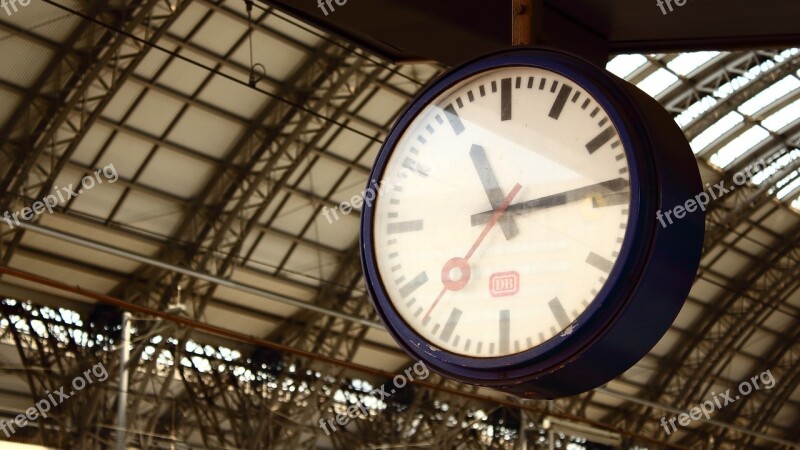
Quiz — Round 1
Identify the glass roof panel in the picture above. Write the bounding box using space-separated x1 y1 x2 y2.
636 68 679 97
690 111 744 153
752 148 800 185
667 51 720 76
607 54 648 78
762 98 800 131
709 126 770 168
776 174 800 199
738 75 800 116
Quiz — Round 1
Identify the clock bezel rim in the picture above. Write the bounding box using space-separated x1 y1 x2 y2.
361 48 658 380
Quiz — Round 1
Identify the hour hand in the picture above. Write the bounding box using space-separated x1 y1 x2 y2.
470 178 629 226
469 144 519 240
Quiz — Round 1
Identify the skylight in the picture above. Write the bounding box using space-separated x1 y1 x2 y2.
751 148 800 185
606 54 648 78
690 111 744 153
636 68 679 97
675 95 717 128
776 175 800 199
709 126 771 168
667 51 720 76
762 98 800 131
738 75 800 116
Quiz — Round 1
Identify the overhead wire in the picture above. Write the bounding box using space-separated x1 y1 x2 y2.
40 0 386 145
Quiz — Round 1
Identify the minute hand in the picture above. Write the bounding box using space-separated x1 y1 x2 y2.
470 178 628 226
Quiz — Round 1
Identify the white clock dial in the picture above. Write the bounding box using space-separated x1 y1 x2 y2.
372 66 630 357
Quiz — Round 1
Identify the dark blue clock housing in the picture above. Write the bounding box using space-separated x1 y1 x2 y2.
360 47 704 399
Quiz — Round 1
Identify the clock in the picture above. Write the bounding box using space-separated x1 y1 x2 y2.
360 48 703 398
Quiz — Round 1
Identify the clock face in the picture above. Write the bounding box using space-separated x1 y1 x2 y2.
371 66 631 358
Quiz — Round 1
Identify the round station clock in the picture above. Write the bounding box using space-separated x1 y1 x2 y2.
360 48 703 398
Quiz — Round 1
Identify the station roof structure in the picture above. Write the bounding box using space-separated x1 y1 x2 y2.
0 1 798 448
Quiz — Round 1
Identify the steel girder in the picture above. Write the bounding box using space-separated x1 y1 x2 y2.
587 46 800 446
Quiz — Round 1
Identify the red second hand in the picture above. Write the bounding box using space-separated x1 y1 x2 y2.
423 183 523 322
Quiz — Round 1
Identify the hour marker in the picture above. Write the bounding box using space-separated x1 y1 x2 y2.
586 126 617 154
434 115 443 124
501 78 512 121
388 212 398 218
402 157 430 177
593 192 629 208
387 239 397 245
491 80 497 92
391 264 401 272
468 90 475 102
586 252 613 273
515 77 521 88
432 324 440 334
619 167 628 174
414 307 423 317
617 237 624 243
526 337 533 348
581 98 591 110
611 140 621 149
417 135 426 144
456 98 464 109
590 107 600 118
400 272 428 298
387 220 424 234
598 117 609 127
410 146 419 155
395 276 405 284
389 252 399 258
452 335 460 346
499 309 510 354
550 80 559 93
539 78 546 90
479 85 486 96
615 153 625 161
406 297 416 306
426 124 435 133
465 339 471 352
548 297 572 329
538 332 545 343
548 84 573 120
390 199 400 205
514 340 520 352
571 91 581 103
440 308 462 343
489 343 495 355
443 105 465 135
527 77 534 88
476 342 483 354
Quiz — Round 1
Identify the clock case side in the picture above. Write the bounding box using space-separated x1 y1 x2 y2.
360 48 704 399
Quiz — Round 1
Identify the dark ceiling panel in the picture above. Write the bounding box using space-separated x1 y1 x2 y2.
262 0 800 65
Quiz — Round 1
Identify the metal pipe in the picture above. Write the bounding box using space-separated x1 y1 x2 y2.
596 387 799 448
0 266 688 450
16 222 383 330
116 311 131 450
8 222 794 448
